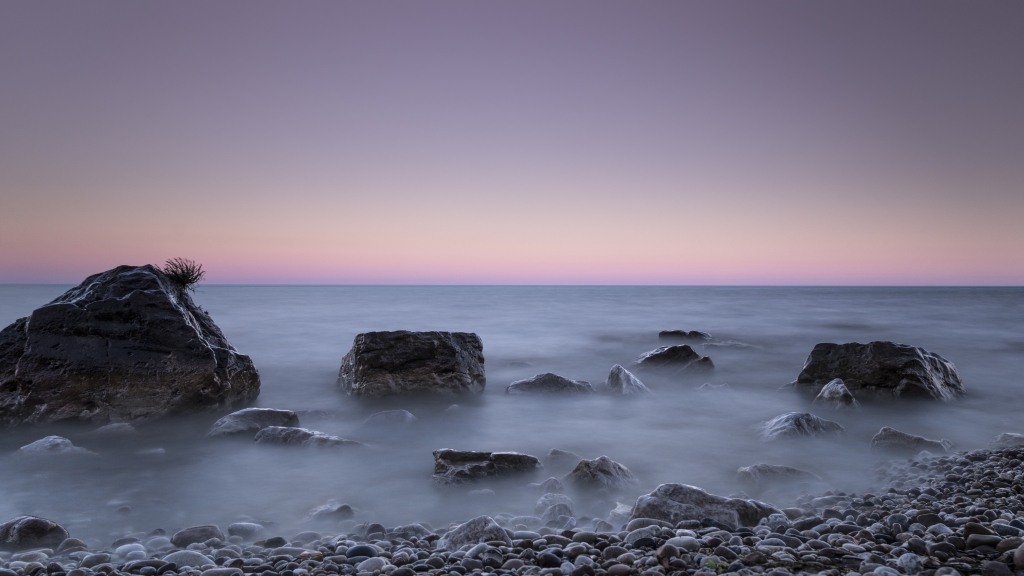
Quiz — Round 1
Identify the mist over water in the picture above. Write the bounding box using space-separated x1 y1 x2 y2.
1 286 1022 543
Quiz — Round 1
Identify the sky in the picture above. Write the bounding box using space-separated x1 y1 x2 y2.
1 1 1022 285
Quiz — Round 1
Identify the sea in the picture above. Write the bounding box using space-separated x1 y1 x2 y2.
0 285 1022 542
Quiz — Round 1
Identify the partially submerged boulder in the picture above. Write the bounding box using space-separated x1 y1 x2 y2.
14 436 97 457
631 345 713 373
364 409 417 426
207 408 299 437
254 426 365 448
506 373 594 395
563 456 638 490
606 365 650 395
992 433 1024 448
629 484 782 530
658 330 713 342
794 341 964 401
0 265 260 426
436 516 511 551
170 525 224 548
0 516 69 551
811 378 860 410
871 426 953 453
544 448 583 469
758 412 845 442
736 464 822 493
433 449 542 485
308 500 355 521
535 493 574 516
338 331 485 397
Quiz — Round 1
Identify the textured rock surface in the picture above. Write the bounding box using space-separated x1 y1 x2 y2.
505 373 594 395
0 516 69 551
0 265 260 426
170 525 224 548
606 365 649 395
253 426 365 448
206 408 299 437
795 341 965 401
658 330 713 342
630 483 782 530
871 426 953 452
432 449 542 485
563 456 638 490
758 412 845 441
631 345 713 373
736 463 822 492
338 331 485 397
436 516 511 552
14 436 97 456
811 378 860 410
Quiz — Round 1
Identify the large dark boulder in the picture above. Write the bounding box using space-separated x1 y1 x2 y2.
631 345 713 373
338 331 485 397
758 412 845 442
794 341 964 401
506 373 594 395
0 265 260 426
0 516 69 551
629 484 781 530
432 449 542 485
563 455 638 490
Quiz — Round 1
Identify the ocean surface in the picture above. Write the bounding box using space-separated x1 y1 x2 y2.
1 285 1022 543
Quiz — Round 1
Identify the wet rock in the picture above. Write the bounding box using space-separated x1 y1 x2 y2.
631 345 713 373
432 449 542 485
364 409 417 426
14 436 97 456
871 427 953 452
811 378 860 410
226 523 264 541
992 433 1024 448
528 477 566 493
606 365 650 395
253 426 364 448
308 500 355 520
436 516 511 551
658 330 713 342
0 516 69 551
388 524 431 540
0 265 260 426
206 408 299 437
794 341 964 400
535 493 574 516
337 331 485 397
736 464 822 493
563 456 638 490
89 422 138 436
545 449 583 469
630 483 782 529
506 373 595 394
758 412 845 441
170 525 224 548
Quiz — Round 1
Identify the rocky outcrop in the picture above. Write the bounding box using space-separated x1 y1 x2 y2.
631 345 713 373
736 464 822 493
658 330 713 342
606 365 650 395
436 516 511 552
338 331 485 397
206 408 299 437
811 378 859 410
14 436 97 456
629 484 782 530
794 341 964 401
253 426 365 448
506 373 594 395
563 456 637 490
432 449 542 485
758 412 845 441
871 426 953 453
0 516 69 551
0 265 260 426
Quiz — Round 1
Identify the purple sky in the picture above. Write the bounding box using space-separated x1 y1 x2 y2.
1 1 1022 284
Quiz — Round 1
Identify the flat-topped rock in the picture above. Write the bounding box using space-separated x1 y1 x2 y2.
563 456 637 490
794 341 964 401
812 378 860 410
254 426 365 448
871 426 953 453
758 412 845 441
506 373 594 394
338 331 485 397
606 365 649 395
631 345 713 373
207 408 299 437
0 265 259 426
433 449 542 485
630 483 782 530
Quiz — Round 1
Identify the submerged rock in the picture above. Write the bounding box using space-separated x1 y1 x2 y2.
206 408 299 437
811 378 860 410
631 345 713 373
0 516 69 551
535 493 574 516
338 331 485 397
364 409 417 426
736 464 822 493
436 516 511 551
432 449 543 485
308 500 355 520
89 422 138 436
0 265 260 426
15 436 97 456
992 433 1024 448
170 525 224 548
506 373 595 394
606 365 650 395
544 448 583 469
658 330 713 342
758 412 845 441
871 426 953 453
794 341 965 401
563 456 637 490
630 483 782 530
253 426 365 448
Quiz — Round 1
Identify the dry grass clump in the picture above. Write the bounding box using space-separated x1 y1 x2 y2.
160 257 205 292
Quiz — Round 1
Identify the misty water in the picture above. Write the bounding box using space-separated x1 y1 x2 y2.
1 286 1023 543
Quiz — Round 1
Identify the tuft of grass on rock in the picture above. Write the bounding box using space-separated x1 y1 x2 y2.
160 257 205 292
